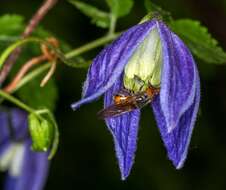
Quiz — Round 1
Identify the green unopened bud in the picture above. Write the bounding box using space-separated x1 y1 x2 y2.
28 113 53 152
123 28 162 92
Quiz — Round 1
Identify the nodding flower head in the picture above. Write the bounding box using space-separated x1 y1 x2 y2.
71 18 200 180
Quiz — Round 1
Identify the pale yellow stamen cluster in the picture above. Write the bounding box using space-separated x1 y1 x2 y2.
123 28 162 92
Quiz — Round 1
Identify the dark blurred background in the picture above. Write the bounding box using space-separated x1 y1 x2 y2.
1 0 226 189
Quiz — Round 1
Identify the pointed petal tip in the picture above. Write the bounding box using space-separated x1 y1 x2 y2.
70 97 92 110
120 167 131 181
71 102 78 111
168 155 185 170
176 162 184 170
71 87 107 111
121 174 128 181
175 156 186 170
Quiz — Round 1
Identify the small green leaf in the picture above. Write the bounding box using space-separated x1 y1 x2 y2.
170 19 226 64
69 0 110 28
106 0 133 18
0 15 24 48
28 113 53 152
0 14 24 35
0 38 41 69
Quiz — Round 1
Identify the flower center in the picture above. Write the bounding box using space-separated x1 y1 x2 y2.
123 28 162 92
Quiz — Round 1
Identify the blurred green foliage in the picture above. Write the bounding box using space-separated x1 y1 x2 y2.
170 19 226 64
0 15 58 111
106 0 134 18
69 0 111 28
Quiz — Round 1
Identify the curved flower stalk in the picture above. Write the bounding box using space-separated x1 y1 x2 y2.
0 108 49 190
71 19 200 180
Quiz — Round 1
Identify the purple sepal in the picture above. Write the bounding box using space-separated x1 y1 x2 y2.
4 140 49 190
0 109 27 156
152 68 200 168
70 19 201 179
71 20 157 110
104 78 140 180
10 109 28 141
0 111 10 148
157 22 197 133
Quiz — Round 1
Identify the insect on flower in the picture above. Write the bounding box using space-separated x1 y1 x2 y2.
71 18 200 180
98 77 160 118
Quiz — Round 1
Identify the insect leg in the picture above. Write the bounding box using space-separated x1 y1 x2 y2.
133 75 147 91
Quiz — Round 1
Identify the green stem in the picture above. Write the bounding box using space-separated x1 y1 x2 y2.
108 14 117 36
0 89 35 113
12 32 121 92
65 32 121 59
0 64 50 105
0 37 68 70
0 38 43 69
0 32 121 98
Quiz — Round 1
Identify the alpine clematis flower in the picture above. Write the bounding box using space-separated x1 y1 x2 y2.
0 108 49 190
71 19 200 180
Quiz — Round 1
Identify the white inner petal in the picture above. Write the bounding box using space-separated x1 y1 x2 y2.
124 27 162 90
9 143 26 177
0 142 26 177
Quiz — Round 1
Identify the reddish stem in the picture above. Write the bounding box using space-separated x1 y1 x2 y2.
40 61 56 87
3 55 47 93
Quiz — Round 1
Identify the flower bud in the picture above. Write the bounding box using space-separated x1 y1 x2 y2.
28 113 53 152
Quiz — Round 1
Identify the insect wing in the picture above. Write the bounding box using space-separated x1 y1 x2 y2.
97 103 136 119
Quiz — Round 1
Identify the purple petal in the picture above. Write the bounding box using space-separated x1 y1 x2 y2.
152 67 200 168
104 78 140 180
4 140 49 190
157 22 197 132
71 20 158 110
0 108 27 155
0 143 11 159
10 109 28 141
0 110 10 147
